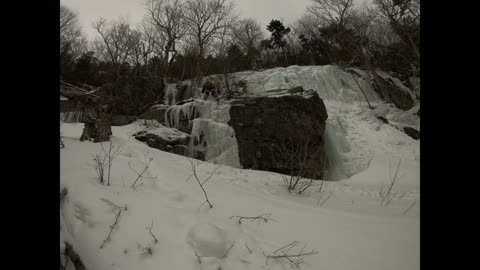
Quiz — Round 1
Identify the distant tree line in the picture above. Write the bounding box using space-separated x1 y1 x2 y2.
60 0 419 113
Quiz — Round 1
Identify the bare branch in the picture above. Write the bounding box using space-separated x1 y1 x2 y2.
146 221 159 244
245 243 253 254
129 155 157 189
186 158 217 208
265 241 318 269
137 243 153 257
221 241 235 259
402 200 417 215
194 250 202 264
229 213 276 224
100 209 123 249
379 158 403 206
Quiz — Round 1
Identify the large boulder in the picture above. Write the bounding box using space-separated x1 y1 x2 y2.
134 126 190 155
374 72 416 110
228 88 328 179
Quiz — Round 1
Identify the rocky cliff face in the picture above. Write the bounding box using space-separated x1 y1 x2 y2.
228 89 328 179
136 87 329 179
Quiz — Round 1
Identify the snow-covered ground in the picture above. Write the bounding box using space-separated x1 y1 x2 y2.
60 65 419 270
60 121 419 270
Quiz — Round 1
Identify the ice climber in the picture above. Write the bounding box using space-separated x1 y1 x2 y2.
201 80 220 103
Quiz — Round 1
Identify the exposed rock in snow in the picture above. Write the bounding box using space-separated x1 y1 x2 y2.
229 89 328 179
134 123 190 155
403 127 420 140
374 71 416 110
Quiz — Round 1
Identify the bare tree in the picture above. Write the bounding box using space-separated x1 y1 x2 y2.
308 0 354 26
182 0 235 80
373 0 420 62
93 17 134 77
60 5 87 59
145 0 187 74
139 21 165 66
232 18 264 68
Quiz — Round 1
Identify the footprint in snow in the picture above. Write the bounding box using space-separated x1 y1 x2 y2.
73 202 95 228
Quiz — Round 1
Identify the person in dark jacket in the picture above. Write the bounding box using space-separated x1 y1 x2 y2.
201 81 220 103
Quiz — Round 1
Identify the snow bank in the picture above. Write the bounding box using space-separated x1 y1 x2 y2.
60 122 419 270
237 65 381 104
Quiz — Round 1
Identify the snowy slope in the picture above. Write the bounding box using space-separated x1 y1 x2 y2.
60 122 419 270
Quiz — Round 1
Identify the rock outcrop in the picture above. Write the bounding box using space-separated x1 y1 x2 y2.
228 88 328 179
134 126 190 155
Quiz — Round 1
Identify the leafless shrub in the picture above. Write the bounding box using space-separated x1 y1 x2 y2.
186 158 220 208
277 133 320 195
100 208 124 249
100 139 122 186
129 154 157 189
137 243 154 257
146 221 159 244
230 213 275 224
92 154 108 184
264 241 318 269
379 159 405 206
316 180 334 206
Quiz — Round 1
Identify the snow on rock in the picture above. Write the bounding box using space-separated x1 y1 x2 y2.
373 103 420 130
186 223 228 258
238 65 381 104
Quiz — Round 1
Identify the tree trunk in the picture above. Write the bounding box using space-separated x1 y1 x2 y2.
79 109 112 143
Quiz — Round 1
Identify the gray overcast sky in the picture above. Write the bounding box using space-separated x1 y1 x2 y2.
61 0 312 41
